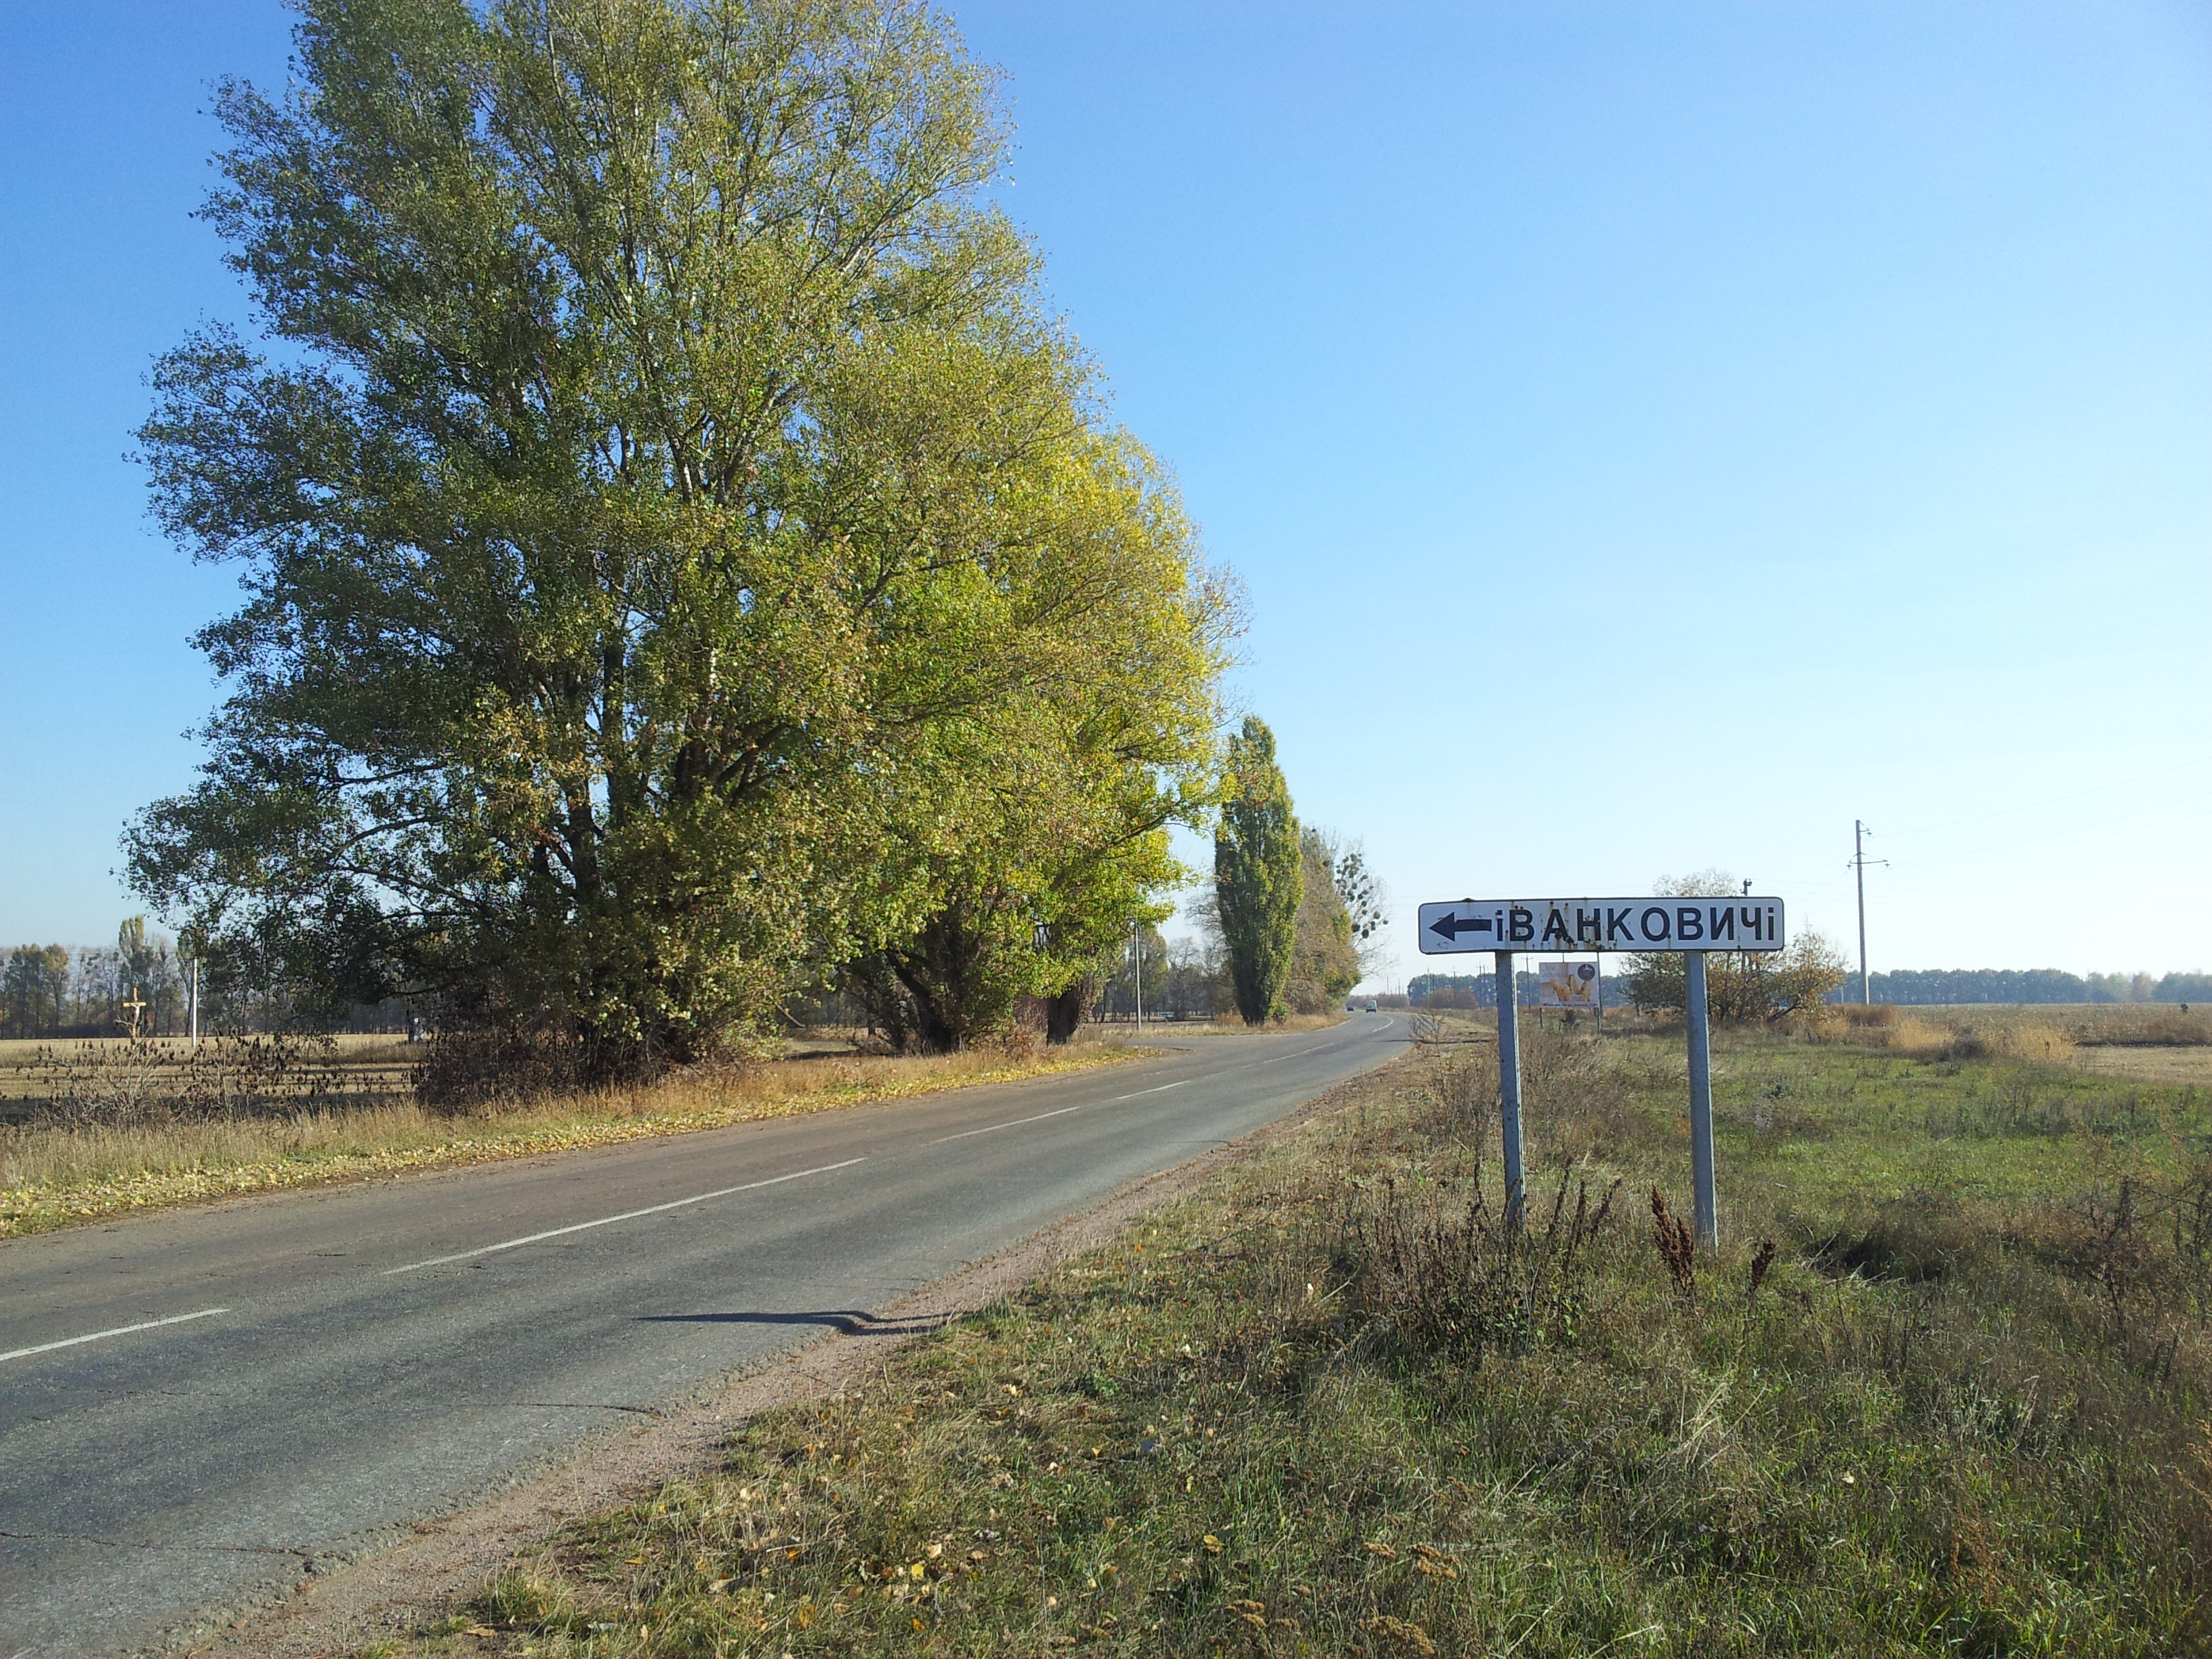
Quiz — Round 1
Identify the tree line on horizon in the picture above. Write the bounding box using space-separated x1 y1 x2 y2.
1405 965 2212 1012
1830 968 2211 1006
77 1 1378 1086
1 920 190 1042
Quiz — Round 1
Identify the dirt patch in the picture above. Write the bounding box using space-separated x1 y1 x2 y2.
177 1062 1387 1659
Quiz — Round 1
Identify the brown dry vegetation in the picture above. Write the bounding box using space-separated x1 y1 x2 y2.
0 1036 1142 1240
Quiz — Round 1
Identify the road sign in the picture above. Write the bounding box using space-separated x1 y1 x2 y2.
1416 897 1785 955
1414 888 1787 1256
1538 961 1600 1009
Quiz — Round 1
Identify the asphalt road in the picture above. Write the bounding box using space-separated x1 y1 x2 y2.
0 1017 1404 1656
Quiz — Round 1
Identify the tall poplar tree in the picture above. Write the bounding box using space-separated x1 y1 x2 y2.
1214 716 1301 1025
124 0 1227 1081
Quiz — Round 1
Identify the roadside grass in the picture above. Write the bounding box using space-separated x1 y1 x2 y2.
398 1019 2212 1658
0 1041 1143 1242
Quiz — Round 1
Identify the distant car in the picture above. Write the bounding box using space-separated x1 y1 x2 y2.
1364 998 1378 1012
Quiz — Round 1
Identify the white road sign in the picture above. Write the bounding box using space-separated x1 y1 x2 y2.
1417 897 1786 955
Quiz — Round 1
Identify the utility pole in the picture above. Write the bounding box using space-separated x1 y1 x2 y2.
1132 919 1142 1033
1849 821 1887 1004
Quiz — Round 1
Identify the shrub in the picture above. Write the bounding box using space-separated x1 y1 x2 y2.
1838 1002 1900 1028
1624 930 1848 1022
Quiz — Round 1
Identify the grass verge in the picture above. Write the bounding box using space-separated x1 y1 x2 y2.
389 1021 2212 1658
0 1042 1143 1242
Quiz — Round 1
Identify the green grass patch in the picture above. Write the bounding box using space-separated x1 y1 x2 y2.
398 1025 2212 1657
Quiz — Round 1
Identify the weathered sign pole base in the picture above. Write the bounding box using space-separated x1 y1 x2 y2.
1495 950 1525 1227
1685 951 1718 1250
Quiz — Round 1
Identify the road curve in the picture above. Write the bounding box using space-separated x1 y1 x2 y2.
0 1016 1404 1656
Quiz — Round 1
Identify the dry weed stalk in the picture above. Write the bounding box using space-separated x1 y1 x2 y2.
1747 1237 1778 1305
26 1032 389 1128
1650 1187 1697 1304
1357 1166 1618 1361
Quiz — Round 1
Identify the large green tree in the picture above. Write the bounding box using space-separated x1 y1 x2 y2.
1285 825 1359 1015
1214 716 1301 1025
836 445 1227 1051
125 0 1225 1082
858 681 1223 1052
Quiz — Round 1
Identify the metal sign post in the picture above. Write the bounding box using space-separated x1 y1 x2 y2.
1684 951 1716 1246
1495 950 1523 1224
1418 894 1786 1250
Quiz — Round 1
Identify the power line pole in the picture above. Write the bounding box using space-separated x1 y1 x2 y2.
1849 820 1887 1005
1132 919 1143 1033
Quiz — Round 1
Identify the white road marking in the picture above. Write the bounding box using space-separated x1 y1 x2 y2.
931 1079 1191 1145
382 1158 867 1275
0 1307 230 1366
1251 1042 1336 1067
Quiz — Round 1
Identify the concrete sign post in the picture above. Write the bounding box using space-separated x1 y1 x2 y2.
1418 895 1786 1249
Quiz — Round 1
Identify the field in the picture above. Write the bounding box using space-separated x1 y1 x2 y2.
377 1009 2212 1658
0 1031 416 1112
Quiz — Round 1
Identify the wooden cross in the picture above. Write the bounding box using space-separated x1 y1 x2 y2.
121 986 148 1038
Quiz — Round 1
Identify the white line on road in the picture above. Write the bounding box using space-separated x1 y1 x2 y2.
0 1307 231 1366
931 1079 1191 1145
382 1158 868 1275
1250 1042 1336 1067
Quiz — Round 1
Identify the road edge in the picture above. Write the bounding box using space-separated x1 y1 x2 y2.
177 1041 1410 1659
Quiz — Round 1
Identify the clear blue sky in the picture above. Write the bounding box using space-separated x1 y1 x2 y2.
3 1 2207 985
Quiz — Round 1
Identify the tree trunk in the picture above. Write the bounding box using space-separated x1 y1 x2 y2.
1044 977 1095 1045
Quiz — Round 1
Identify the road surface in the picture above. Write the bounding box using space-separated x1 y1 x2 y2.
0 1017 1403 1656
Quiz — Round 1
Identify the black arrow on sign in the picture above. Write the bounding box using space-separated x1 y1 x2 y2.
1427 911 1494 943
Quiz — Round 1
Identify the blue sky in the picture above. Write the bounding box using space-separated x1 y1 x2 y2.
2 1 2207 985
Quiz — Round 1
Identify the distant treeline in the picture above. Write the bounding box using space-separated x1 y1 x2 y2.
1407 972 1633 1010
4 921 189 1040
1409 966 2212 1011
1829 970 2212 1006
3 920 412 1040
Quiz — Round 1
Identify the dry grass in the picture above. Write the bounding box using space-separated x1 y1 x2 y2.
2083 1046 2212 1086
1913 1003 2205 1046
1885 1017 2079 1064
1810 1003 2212 1067
0 1040 1143 1242
0 1031 415 1103
375 1023 2212 1658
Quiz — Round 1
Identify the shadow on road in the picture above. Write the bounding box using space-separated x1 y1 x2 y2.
637 1309 951 1337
